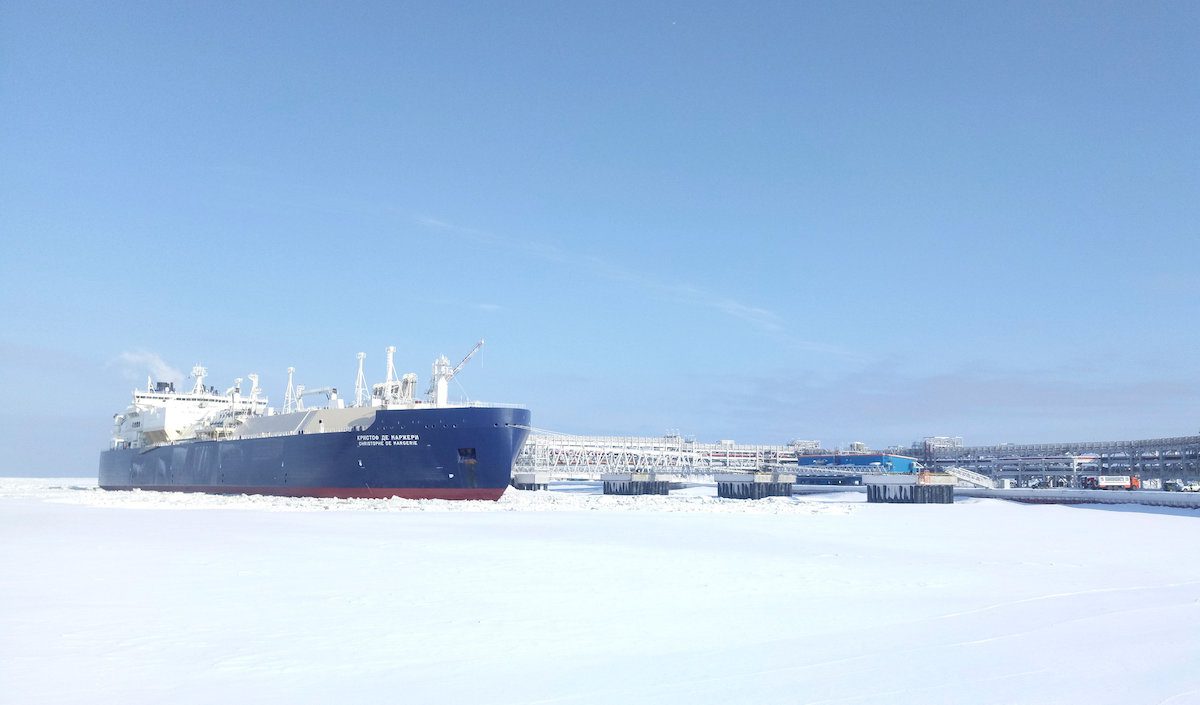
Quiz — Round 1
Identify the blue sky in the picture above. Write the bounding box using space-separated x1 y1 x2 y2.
2 1 1197 473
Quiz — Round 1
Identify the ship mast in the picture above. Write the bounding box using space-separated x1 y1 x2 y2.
385 346 398 386
247 373 261 404
354 352 368 407
190 365 208 394
283 366 296 414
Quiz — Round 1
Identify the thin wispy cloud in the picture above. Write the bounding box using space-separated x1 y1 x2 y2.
415 215 454 229
713 299 785 333
111 350 184 386
413 215 859 359
707 363 1200 447
417 214 568 262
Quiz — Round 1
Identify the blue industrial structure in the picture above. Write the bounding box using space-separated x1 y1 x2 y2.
795 453 920 473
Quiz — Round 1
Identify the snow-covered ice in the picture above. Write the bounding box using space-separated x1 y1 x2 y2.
1 478 1198 704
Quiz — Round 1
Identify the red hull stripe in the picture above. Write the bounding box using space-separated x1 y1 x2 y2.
97 485 507 501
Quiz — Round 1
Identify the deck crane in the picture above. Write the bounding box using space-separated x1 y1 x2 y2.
427 339 484 406
295 386 343 411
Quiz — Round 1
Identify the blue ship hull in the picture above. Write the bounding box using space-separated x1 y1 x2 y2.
99 406 530 500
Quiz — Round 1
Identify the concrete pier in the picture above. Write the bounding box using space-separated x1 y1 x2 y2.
601 473 670 495
715 472 796 499
864 472 955 503
511 472 550 491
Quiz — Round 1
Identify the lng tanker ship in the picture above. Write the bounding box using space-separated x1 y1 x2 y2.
99 341 531 500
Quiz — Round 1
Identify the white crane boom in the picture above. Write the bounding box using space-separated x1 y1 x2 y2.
427 339 485 405
295 386 344 411
450 339 484 379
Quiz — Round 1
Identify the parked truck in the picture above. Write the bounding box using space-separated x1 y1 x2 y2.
1082 475 1141 490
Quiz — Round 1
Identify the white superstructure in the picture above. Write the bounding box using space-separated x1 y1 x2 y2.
111 365 271 449
110 342 492 450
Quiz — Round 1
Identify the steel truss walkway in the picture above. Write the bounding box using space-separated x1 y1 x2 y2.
920 434 1200 485
515 433 804 480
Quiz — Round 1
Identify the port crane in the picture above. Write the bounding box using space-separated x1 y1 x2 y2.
427 339 484 405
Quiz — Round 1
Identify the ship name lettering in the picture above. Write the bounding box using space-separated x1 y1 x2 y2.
356 433 419 447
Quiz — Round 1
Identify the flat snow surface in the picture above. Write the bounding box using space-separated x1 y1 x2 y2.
2 479 1198 705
